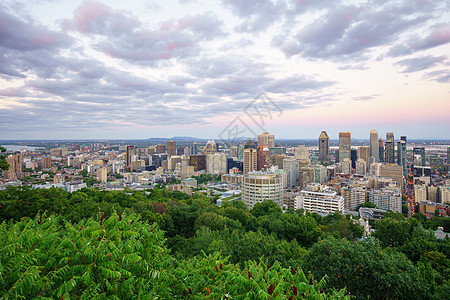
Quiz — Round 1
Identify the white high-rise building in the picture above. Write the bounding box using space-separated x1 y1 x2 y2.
242 171 284 209
283 157 299 187
312 164 327 184
341 186 367 211
368 188 402 212
294 145 310 162
355 159 367 175
370 129 379 163
341 158 352 174
415 185 427 202
206 153 227 174
96 167 108 183
258 132 275 148
370 163 383 176
296 184 344 214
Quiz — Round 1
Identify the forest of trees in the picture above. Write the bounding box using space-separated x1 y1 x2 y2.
0 186 449 299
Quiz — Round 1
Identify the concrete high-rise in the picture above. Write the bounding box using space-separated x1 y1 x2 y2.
380 164 403 189
318 131 330 163
189 155 206 171
126 146 136 167
243 139 257 174
368 188 402 213
413 147 426 166
448 147 450 172
397 138 407 176
3 153 23 180
167 141 176 157
258 132 275 148
156 144 165 154
41 156 52 169
96 167 108 183
297 185 344 214
339 132 351 164
203 140 218 155
370 129 379 163
283 157 299 187
242 171 284 209
357 146 370 162
258 146 270 170
385 132 395 163
355 158 367 175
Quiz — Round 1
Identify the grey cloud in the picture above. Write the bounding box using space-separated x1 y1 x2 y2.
395 56 446 73
222 0 286 32
0 5 70 52
275 1 438 60
388 23 450 57
424 70 450 83
0 5 72 79
187 55 268 79
265 76 335 93
65 2 225 64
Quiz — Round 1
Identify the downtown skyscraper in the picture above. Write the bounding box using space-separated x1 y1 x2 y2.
385 132 395 164
370 129 379 163
318 131 330 163
339 132 351 164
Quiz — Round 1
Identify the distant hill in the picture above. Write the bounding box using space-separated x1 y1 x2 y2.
147 136 208 142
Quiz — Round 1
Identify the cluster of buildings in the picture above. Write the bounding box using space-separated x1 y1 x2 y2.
1 131 449 219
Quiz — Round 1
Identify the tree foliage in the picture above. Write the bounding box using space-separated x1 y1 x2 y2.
0 146 9 171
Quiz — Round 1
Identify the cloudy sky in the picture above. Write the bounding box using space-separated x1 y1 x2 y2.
0 0 449 140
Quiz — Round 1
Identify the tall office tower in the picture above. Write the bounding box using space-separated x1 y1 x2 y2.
385 132 395 163
378 138 384 163
230 146 238 158
283 157 299 187
397 138 407 176
243 139 258 174
351 149 357 169
242 171 283 209
448 147 450 172
206 153 227 174
147 147 156 156
167 141 176 157
258 132 275 148
156 144 165 154
192 142 199 155
126 146 136 166
237 143 245 160
339 132 351 164
258 146 270 170
189 155 206 171
357 146 370 162
203 140 218 155
370 129 379 163
41 156 52 169
413 147 426 166
318 131 330 163
3 153 23 180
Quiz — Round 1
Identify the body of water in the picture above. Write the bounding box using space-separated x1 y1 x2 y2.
1 145 45 151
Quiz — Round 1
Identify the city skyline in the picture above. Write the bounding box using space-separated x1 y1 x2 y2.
1 0 449 140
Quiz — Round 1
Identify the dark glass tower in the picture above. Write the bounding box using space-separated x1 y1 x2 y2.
318 131 329 163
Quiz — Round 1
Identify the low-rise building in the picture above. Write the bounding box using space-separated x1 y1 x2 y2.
296 184 344 214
